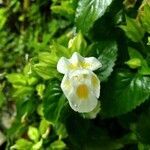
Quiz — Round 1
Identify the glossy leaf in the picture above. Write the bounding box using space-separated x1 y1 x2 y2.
75 0 113 33
90 40 117 81
101 71 150 117
43 80 67 123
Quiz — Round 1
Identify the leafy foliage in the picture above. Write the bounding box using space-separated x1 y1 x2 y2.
139 3 150 33
120 16 145 42
0 0 150 149
43 80 67 124
89 40 118 81
101 71 150 117
75 0 113 33
136 108 150 144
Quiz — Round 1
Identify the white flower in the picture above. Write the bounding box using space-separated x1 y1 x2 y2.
57 52 102 74
61 69 100 113
57 52 102 113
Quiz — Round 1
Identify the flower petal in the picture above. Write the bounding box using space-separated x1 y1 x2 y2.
68 90 98 113
61 74 72 96
57 52 102 74
70 52 83 63
91 73 100 98
84 57 102 71
70 70 100 98
57 57 70 74
69 52 84 69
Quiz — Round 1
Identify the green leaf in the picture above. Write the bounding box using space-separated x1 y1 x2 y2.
10 138 33 150
43 80 67 124
23 63 32 76
147 37 150 45
128 47 150 75
120 16 145 42
128 47 144 60
17 98 35 119
34 63 59 80
7 120 26 139
13 86 33 98
28 126 40 142
101 71 150 117
39 119 50 139
66 116 123 150
49 140 66 150
27 77 38 86
138 143 150 150
0 9 7 30
38 52 58 67
32 139 43 150
36 84 45 99
55 123 68 139
136 108 150 144
90 40 117 81
139 4 150 33
51 0 76 21
75 0 113 33
68 32 87 55
6 73 27 85
50 42 70 58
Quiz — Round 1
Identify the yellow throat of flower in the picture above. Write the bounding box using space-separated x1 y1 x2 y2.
69 62 90 70
76 84 89 99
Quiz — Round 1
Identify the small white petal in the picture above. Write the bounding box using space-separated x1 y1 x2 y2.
57 57 70 74
61 74 72 96
84 57 102 71
69 52 84 68
57 52 102 74
91 73 100 98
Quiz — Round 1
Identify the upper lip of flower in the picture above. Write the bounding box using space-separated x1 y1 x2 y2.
57 52 102 74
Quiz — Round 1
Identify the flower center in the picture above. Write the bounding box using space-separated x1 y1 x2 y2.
76 84 89 99
69 61 90 70
81 62 90 69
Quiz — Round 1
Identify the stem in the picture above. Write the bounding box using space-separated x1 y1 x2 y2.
23 0 30 11
20 0 30 32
